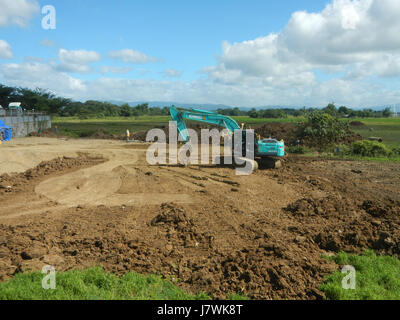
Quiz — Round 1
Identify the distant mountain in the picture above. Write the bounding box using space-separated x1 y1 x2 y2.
130 101 235 110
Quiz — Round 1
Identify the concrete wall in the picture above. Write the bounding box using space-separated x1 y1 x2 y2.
0 114 51 138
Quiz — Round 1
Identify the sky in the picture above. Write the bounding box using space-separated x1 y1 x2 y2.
0 0 400 108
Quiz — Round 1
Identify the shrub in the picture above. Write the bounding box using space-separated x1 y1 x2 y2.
391 147 400 156
299 111 353 147
287 145 310 154
333 144 352 156
351 140 391 157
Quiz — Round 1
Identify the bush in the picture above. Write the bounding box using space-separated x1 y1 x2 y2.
391 147 400 156
333 144 352 156
299 112 353 147
351 140 391 157
287 145 310 154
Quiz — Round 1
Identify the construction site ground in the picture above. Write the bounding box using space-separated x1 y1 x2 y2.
0 137 399 299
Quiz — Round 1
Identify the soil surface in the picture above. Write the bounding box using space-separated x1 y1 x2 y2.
0 137 399 299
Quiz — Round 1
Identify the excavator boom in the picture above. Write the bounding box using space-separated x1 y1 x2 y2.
170 106 240 142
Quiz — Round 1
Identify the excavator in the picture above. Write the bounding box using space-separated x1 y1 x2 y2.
169 106 285 170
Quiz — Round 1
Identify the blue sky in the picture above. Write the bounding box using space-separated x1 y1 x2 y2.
1 0 400 108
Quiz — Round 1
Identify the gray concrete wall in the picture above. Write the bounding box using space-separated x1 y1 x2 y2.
0 114 51 138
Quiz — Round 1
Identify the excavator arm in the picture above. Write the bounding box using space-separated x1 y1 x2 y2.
169 106 240 142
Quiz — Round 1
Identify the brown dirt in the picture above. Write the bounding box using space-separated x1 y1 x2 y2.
255 123 299 146
28 128 58 138
0 138 399 300
350 121 366 127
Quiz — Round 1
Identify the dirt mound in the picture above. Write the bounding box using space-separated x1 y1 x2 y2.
151 203 192 226
0 154 104 195
150 203 213 250
89 129 121 140
361 199 400 218
254 122 362 147
255 123 298 146
131 130 148 142
28 128 58 138
350 121 365 126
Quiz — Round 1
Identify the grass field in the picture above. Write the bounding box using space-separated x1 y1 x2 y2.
0 267 210 300
321 250 400 300
0 267 248 300
52 116 400 148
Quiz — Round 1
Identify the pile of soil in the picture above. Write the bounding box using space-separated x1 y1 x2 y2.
350 121 365 127
0 154 104 195
28 128 58 138
89 129 123 140
255 123 298 146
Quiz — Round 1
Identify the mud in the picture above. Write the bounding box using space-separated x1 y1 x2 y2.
0 138 399 299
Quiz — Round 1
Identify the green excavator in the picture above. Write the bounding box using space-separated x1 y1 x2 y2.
169 106 285 170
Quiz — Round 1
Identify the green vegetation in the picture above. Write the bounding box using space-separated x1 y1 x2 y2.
351 140 392 157
286 145 311 154
351 122 400 149
321 250 400 300
299 111 353 146
0 267 211 300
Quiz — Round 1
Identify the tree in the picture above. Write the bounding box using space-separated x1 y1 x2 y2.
248 108 259 118
300 111 351 145
382 107 391 118
120 103 132 117
0 84 15 107
322 103 338 117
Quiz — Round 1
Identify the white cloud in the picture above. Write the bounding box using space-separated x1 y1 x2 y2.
108 49 158 64
100 66 132 75
0 62 86 96
1 0 400 108
199 0 400 106
163 69 181 78
57 48 101 73
0 40 12 59
0 0 39 27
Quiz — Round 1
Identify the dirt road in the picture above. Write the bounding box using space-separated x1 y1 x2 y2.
0 137 399 299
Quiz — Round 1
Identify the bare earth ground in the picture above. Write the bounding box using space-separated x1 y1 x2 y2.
0 137 399 299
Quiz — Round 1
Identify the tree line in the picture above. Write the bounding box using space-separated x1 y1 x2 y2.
0 84 393 118
217 103 392 118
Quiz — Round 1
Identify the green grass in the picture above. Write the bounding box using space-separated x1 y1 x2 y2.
352 124 400 148
0 267 211 300
320 250 400 300
51 115 303 138
51 115 400 151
